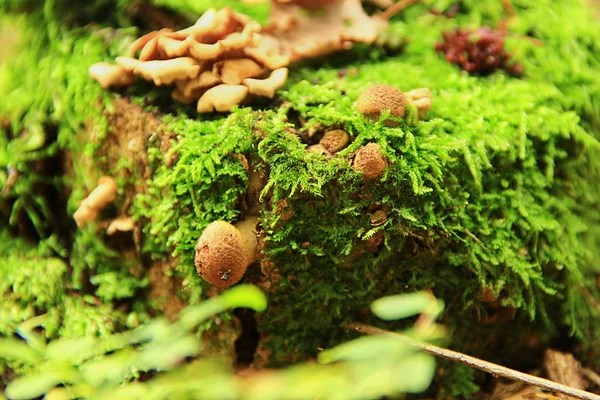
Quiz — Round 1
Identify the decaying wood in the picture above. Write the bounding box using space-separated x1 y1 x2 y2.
544 349 587 400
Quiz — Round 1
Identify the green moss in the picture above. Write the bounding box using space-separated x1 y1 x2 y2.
1 0 600 396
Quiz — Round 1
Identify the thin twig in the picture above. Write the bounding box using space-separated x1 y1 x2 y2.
381 0 422 20
582 368 600 389
348 323 600 400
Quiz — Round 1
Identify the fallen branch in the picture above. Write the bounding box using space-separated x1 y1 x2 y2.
381 0 422 20
348 323 600 400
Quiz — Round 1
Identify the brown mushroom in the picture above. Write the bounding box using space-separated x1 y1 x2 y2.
319 129 350 153
197 84 248 113
353 143 388 181
242 68 289 98
88 62 134 88
356 85 407 125
306 144 332 157
356 85 432 125
194 216 259 287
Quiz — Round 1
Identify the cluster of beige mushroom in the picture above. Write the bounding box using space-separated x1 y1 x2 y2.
89 8 290 113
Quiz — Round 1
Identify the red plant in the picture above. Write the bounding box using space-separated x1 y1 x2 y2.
435 27 523 77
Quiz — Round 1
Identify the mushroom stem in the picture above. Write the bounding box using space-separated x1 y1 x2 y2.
235 216 259 264
247 157 268 215
73 176 118 226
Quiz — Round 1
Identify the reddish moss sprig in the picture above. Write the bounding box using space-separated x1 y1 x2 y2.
435 27 523 77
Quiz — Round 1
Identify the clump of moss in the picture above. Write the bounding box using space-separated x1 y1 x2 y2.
1 0 600 397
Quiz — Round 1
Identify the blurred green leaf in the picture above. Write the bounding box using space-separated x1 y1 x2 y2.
5 371 66 400
394 353 436 393
0 338 43 365
80 348 137 387
135 334 201 370
221 285 268 312
318 335 413 364
371 292 442 321
179 285 266 331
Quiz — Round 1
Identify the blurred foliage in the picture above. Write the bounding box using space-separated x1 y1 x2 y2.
0 287 442 400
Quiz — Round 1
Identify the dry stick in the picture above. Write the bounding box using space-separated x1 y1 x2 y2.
381 0 422 20
348 323 600 400
582 368 600 389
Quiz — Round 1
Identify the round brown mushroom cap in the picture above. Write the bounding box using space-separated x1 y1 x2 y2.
195 221 249 287
353 143 388 181
319 129 350 153
356 85 407 123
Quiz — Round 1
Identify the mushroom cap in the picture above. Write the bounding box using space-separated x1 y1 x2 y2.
353 143 388 181
194 221 249 287
356 85 407 122
243 68 289 98
197 84 248 113
88 62 134 88
319 129 350 153
213 58 264 85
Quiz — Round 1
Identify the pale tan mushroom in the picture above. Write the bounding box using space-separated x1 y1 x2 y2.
128 28 173 56
73 176 118 226
115 56 142 72
187 38 223 61
176 71 221 97
168 9 219 40
213 59 264 85
244 35 290 70
139 36 159 61
107 216 135 235
197 84 248 113
242 68 288 98
133 57 200 85
89 63 134 88
157 35 190 58
171 88 197 104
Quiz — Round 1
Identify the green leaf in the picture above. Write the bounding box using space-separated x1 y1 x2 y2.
318 335 412 364
5 372 63 400
178 285 267 331
0 338 42 365
220 284 267 312
371 292 442 321
393 353 436 393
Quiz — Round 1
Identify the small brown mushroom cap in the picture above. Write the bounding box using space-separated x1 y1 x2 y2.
197 84 248 113
353 143 388 181
319 129 349 153
194 219 257 287
356 85 407 123
306 144 332 157
88 62 134 88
